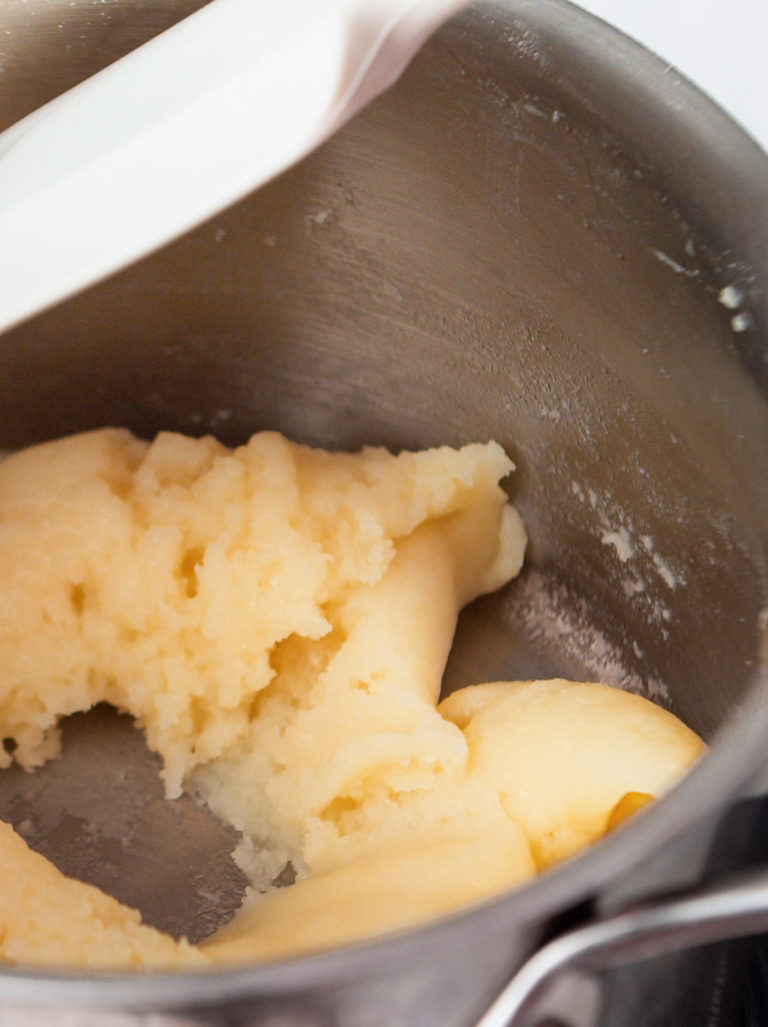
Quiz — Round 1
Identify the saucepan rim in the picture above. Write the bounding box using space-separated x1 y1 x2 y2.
0 0 767 1007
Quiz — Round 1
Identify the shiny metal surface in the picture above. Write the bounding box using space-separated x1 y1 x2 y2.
0 0 767 1024
479 870 768 1027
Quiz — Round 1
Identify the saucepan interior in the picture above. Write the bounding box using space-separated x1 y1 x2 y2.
0 0 767 1022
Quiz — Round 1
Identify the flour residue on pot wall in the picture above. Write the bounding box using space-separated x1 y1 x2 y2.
570 479 684 643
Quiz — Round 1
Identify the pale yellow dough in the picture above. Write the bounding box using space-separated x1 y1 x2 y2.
438 679 705 869
0 428 704 969
0 819 204 970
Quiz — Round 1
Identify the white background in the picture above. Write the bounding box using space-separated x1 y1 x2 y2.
575 0 768 152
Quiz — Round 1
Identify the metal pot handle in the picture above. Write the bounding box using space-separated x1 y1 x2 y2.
475 869 768 1027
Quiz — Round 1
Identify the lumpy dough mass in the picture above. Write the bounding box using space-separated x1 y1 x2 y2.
0 429 705 968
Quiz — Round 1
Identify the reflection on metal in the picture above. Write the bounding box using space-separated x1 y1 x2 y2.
477 873 768 1027
0 0 766 1023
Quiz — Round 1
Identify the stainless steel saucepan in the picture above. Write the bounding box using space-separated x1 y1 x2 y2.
0 1 767 1025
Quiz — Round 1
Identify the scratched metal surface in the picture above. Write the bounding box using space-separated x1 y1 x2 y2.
0 706 249 943
0 1 767 1026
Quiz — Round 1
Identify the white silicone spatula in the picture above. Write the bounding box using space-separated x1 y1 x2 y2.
0 0 465 335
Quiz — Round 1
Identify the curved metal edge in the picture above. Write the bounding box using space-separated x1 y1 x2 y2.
0 0 767 1013
475 870 768 1027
